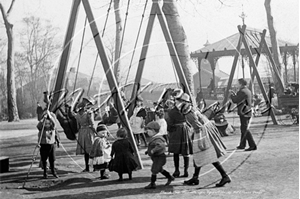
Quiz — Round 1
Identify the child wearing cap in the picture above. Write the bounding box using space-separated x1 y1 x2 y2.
90 124 111 179
144 121 174 189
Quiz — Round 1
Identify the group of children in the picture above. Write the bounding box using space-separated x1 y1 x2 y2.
37 107 173 188
90 116 173 188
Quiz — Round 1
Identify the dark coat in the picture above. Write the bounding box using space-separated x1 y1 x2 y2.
147 135 167 174
230 86 252 117
110 138 138 174
166 107 193 155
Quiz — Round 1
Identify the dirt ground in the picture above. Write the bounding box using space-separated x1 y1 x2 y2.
0 113 298 199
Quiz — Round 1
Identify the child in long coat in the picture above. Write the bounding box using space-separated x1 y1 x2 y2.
90 124 111 179
144 121 175 189
110 128 138 181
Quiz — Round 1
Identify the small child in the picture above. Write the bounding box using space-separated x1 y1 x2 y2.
110 128 138 181
144 121 174 189
154 109 169 144
37 111 60 179
90 124 111 180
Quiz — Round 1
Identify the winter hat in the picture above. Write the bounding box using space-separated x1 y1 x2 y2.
145 121 160 132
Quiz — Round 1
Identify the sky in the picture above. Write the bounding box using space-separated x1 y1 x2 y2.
0 0 299 85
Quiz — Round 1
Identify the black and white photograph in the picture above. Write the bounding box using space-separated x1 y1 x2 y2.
0 0 298 198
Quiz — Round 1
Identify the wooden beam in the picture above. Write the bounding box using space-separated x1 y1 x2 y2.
51 0 81 111
156 2 193 102
127 1 157 118
239 25 277 125
260 37 285 90
81 0 143 169
222 25 246 105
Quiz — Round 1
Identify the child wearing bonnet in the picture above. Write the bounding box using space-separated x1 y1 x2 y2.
90 124 112 179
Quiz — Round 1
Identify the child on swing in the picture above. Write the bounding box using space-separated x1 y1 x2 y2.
90 124 111 180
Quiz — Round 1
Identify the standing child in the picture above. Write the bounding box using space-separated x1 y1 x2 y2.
37 110 60 179
144 121 175 189
154 109 169 144
110 128 138 181
90 124 111 180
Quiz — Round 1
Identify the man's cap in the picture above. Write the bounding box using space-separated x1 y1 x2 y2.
145 121 160 131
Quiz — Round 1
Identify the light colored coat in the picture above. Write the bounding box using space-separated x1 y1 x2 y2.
185 108 226 167
129 107 144 134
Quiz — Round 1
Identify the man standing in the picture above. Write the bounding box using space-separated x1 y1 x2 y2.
230 78 257 151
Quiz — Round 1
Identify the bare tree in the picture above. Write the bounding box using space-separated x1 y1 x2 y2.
19 16 61 115
0 0 19 122
264 0 285 94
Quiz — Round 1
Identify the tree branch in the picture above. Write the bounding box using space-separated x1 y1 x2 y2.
7 0 16 16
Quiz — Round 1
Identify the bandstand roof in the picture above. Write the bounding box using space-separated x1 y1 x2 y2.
191 27 298 59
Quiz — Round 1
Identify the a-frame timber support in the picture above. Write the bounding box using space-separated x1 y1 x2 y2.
127 0 194 117
50 0 143 169
222 25 285 125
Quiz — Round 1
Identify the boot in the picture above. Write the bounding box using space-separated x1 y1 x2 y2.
50 161 59 178
161 170 175 186
84 154 90 172
43 162 48 179
172 154 180 177
117 173 123 181
182 156 189 177
216 175 231 187
144 175 156 189
183 167 200 185
128 172 132 180
213 162 231 187
100 169 109 180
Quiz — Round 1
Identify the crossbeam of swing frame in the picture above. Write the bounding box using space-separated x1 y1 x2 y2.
50 0 143 169
127 0 194 118
222 25 278 125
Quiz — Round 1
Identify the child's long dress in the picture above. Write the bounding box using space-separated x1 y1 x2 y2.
90 137 111 170
110 138 138 174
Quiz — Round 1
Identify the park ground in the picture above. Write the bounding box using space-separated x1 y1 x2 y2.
0 113 299 199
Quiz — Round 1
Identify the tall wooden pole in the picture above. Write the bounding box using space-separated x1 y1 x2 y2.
238 26 277 124
81 0 143 168
222 25 246 105
51 0 81 111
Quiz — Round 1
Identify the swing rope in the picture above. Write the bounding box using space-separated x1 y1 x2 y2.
87 0 113 96
118 0 131 60
73 17 88 93
124 0 148 87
